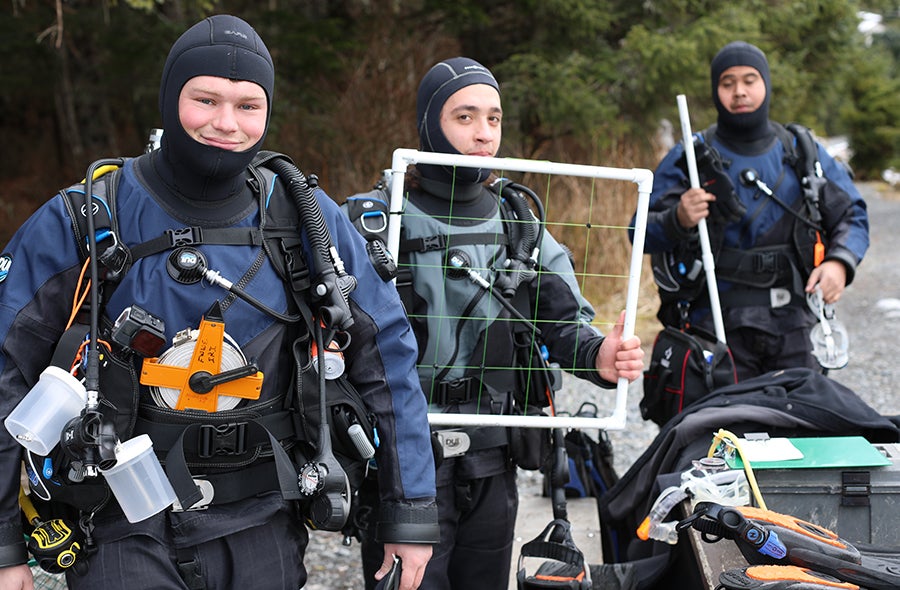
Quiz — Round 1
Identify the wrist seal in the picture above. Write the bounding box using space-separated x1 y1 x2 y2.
376 521 440 544
0 542 29 568
375 501 440 544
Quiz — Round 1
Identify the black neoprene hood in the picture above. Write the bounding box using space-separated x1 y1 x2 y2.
710 41 771 141
416 57 500 185
157 15 275 196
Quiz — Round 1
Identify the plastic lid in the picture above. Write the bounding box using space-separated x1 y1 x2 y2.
41 366 87 400
101 434 153 473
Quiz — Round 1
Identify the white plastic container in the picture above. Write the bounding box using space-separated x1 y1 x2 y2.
4 366 87 456
101 434 177 523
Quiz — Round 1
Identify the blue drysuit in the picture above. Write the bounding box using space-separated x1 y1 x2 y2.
636 125 868 377
0 154 436 587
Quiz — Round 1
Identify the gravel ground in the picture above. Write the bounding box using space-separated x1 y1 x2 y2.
827 184 900 415
300 182 900 589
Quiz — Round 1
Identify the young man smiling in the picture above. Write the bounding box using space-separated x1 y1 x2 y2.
177 76 268 152
0 15 437 590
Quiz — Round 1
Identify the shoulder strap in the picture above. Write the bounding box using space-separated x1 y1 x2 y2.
780 122 825 229
60 165 132 282
342 171 392 244
340 178 399 283
255 150 358 332
344 190 390 243
783 122 822 181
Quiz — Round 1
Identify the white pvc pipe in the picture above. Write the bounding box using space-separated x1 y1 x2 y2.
387 149 653 431
676 95 727 344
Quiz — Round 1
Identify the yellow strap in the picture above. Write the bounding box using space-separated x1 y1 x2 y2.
707 428 767 510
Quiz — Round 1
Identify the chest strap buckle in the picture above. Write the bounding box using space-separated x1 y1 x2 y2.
436 377 479 405
166 227 203 248
198 422 248 459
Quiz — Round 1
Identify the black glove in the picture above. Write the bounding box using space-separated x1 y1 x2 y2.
676 138 746 225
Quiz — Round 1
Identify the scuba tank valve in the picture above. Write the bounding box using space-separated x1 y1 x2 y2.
146 128 163 153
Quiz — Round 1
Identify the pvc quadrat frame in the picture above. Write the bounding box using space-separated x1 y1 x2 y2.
385 149 651 431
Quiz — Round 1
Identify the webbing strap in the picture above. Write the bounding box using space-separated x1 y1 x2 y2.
718 287 803 309
165 419 300 509
133 411 295 457
520 540 584 564
129 227 263 261
184 460 289 505
175 547 206 590
400 232 508 253
716 246 795 285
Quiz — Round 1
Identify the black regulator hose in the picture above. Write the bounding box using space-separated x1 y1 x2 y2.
81 158 126 397
489 178 543 297
259 152 357 331
306 319 351 531
72 158 127 477
510 181 546 254
197 263 301 323
503 183 540 262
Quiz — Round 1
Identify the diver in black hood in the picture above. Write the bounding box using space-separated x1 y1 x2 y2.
345 56 643 590
636 40 869 382
138 14 275 220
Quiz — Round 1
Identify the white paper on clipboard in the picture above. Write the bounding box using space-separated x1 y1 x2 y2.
737 437 804 462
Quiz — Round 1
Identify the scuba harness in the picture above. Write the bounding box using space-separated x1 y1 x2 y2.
344 174 566 473
346 171 595 588
21 144 378 573
347 172 609 588
653 123 831 328
346 174 559 414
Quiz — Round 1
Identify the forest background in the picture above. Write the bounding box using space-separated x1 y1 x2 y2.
2 0 899 320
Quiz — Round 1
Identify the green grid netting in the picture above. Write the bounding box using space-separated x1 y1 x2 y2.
395 169 634 414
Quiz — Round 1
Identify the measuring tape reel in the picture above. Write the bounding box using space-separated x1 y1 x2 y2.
140 303 263 413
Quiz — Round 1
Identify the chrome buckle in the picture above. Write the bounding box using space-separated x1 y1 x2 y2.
171 479 215 512
769 287 792 308
435 430 471 458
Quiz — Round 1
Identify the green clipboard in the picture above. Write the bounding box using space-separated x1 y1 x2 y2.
725 436 892 470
